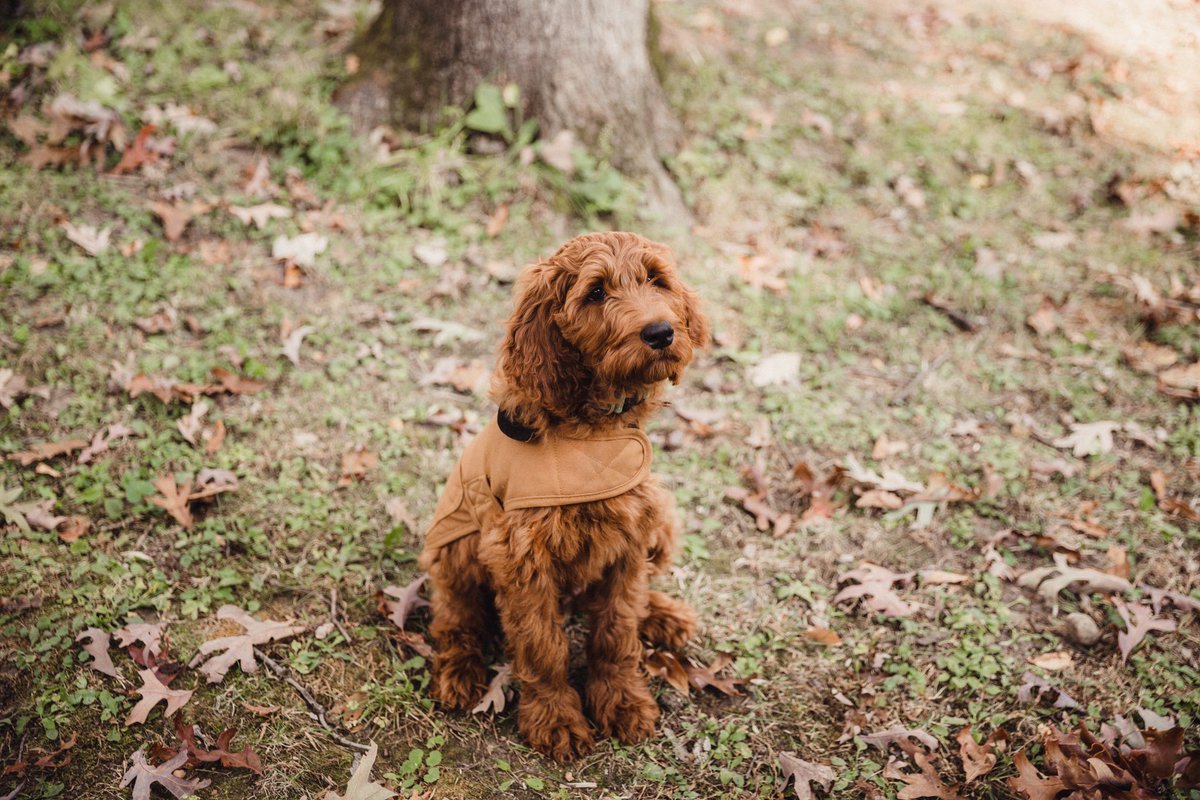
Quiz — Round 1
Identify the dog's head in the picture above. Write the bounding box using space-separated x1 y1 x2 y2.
493 232 710 433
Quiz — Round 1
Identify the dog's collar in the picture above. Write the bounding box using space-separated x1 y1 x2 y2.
497 409 537 442
596 390 648 416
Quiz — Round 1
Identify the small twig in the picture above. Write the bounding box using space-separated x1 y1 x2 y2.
329 587 353 644
890 350 952 406
253 647 369 753
922 292 983 332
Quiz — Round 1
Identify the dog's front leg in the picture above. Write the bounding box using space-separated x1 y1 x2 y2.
494 577 594 761
581 555 660 744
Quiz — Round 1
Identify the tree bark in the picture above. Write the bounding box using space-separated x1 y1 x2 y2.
336 0 682 184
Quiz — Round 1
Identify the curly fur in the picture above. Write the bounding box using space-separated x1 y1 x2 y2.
420 231 709 760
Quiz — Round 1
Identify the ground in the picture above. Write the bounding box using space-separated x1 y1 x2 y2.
2 0 1199 798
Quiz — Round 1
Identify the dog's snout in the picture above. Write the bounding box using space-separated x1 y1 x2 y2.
640 321 674 350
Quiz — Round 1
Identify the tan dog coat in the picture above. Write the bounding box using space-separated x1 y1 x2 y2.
422 416 652 556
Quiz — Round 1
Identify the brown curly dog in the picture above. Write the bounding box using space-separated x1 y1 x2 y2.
418 231 709 760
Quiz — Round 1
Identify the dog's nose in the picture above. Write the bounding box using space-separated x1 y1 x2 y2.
640 321 674 350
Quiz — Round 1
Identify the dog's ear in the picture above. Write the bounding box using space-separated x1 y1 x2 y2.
493 260 587 426
680 282 711 350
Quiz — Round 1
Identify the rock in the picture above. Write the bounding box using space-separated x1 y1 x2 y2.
1063 612 1101 646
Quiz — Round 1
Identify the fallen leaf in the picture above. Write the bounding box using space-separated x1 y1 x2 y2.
149 475 193 528
1030 458 1077 479
281 324 315 365
134 307 176 334
844 456 924 494
1053 421 1120 457
190 468 237 500
1140 583 1200 615
748 352 802 387
872 435 909 460
381 574 429 631
61 222 111 256
76 627 120 678
126 669 193 725
803 627 842 646
1158 362 1200 399
273 232 327 268
323 742 396 800
890 751 965 800
1106 545 1130 579
856 489 903 510
1149 469 1200 521
242 703 280 717
228 203 290 229
114 621 166 658
471 663 513 715
1016 671 1081 710
110 123 159 175
421 357 491 395
150 201 200 242
176 401 209 445
413 240 448 268
1017 553 1132 601
190 605 305 683
121 747 209 800
1124 342 1179 373
31 731 77 769
8 438 88 466
165 718 263 774
485 204 509 237
1007 749 1066 800
778 752 836 800
956 727 1004 784
835 562 917 618
411 316 485 346
645 649 690 694
0 370 32 409
242 157 276 197
339 448 378 486
210 367 266 395
1028 650 1074 671
862 726 940 753
1113 598 1176 663
684 653 743 696
57 515 90 542
1026 297 1059 336
203 419 226 455
919 570 971 586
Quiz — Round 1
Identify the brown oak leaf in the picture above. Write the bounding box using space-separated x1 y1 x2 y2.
778 752 836 800
471 663 513 715
189 605 305 683
120 747 209 800
1114 598 1176 663
126 669 193 725
380 574 429 631
76 627 120 678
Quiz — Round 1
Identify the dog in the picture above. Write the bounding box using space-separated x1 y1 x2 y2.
418 231 710 761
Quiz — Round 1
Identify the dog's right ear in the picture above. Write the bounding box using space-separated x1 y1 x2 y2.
492 261 587 428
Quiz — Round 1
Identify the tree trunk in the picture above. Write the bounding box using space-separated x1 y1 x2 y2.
336 0 683 203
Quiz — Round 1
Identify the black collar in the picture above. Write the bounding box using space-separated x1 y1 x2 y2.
497 409 536 442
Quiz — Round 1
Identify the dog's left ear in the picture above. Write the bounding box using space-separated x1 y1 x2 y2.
681 283 711 350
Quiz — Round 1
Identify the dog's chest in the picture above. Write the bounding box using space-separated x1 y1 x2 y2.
540 488 657 586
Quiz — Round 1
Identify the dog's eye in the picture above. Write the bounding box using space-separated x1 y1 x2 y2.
586 285 606 303
647 272 663 287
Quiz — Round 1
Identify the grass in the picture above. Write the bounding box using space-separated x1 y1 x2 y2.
2 0 1199 798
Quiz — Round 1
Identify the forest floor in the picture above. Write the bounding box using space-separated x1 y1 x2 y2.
2 0 1200 798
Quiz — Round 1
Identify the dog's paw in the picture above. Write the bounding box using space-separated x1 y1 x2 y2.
640 595 696 651
519 697 594 761
587 679 660 744
431 656 488 711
